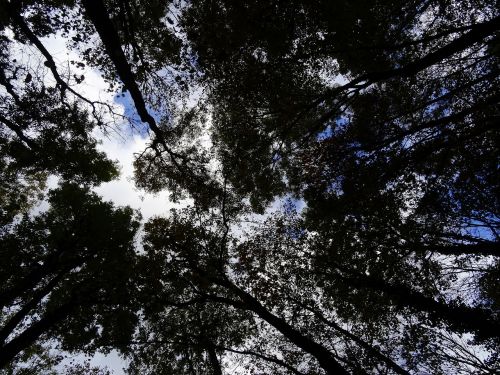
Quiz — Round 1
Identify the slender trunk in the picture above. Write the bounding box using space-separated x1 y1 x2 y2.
295 299 409 375
0 271 65 345
335 15 500 96
206 343 223 375
3 1 102 111
213 278 349 375
341 272 499 341
0 302 73 368
419 242 499 257
80 0 193 180
0 115 36 150
0 261 50 309
79 0 160 137
300 15 500 127
0 247 87 309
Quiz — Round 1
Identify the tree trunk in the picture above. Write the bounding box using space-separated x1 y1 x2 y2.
80 0 160 137
0 272 66 345
341 272 499 341
0 303 73 368
206 343 223 375
295 299 409 375
214 278 349 375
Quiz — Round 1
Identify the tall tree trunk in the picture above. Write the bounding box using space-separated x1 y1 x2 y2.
323 15 500 100
340 272 499 341
294 299 410 375
79 0 161 139
0 302 73 368
416 242 500 257
0 272 66 345
213 278 349 375
302 15 500 128
206 343 223 375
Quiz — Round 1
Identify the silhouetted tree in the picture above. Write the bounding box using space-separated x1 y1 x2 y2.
1 0 498 373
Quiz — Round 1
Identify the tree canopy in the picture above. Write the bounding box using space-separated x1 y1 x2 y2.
0 0 499 374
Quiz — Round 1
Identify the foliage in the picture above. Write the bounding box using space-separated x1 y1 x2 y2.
1 0 499 374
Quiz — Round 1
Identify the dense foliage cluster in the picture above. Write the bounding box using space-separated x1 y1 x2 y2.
0 0 498 374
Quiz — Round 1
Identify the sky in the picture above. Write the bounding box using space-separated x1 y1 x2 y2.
36 32 187 217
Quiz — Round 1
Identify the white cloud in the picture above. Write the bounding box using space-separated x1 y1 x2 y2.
89 350 128 375
38 34 182 220
94 132 179 220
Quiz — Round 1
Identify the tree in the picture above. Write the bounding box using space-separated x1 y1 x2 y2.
1 0 499 373
0 183 141 367
0 4 140 368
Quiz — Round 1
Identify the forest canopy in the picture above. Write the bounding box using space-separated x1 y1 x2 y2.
0 0 499 374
